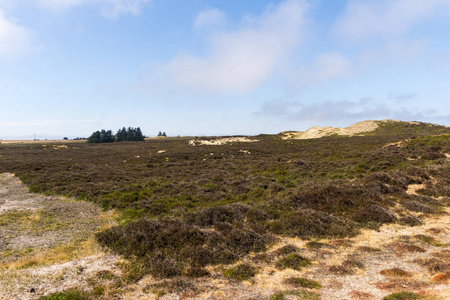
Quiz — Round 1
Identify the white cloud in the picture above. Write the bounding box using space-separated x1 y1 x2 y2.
0 119 97 126
99 0 150 18
34 0 150 17
334 0 450 40
256 97 449 124
293 37 426 88
149 0 307 93
257 98 389 122
301 52 353 84
35 0 84 12
194 8 226 30
0 8 33 57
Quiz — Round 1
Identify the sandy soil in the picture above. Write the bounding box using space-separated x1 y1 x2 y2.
0 173 120 299
281 120 413 140
188 137 259 146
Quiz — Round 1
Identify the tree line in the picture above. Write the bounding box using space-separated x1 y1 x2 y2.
87 127 145 143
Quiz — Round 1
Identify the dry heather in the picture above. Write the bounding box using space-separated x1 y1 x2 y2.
0 121 449 299
1 173 449 299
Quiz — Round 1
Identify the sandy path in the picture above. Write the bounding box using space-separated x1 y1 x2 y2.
0 173 120 300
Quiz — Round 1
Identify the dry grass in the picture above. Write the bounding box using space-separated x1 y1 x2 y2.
1 238 101 270
432 271 450 283
348 290 375 300
413 258 450 274
380 268 412 277
387 242 427 255
375 278 429 291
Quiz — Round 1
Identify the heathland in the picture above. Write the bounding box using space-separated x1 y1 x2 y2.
0 120 449 299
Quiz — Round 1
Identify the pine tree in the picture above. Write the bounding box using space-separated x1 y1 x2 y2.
87 131 101 143
135 127 144 141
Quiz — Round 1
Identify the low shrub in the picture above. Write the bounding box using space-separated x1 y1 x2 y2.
270 209 359 239
144 278 196 296
343 258 365 270
328 264 354 275
382 292 423 300
402 201 435 214
421 152 446 160
413 234 445 247
413 258 450 274
275 253 311 270
274 244 299 256
283 277 322 289
96 217 271 279
357 246 382 253
399 215 422 226
223 264 257 281
379 268 412 277
388 242 426 254
270 290 320 300
353 204 397 224
39 289 90 300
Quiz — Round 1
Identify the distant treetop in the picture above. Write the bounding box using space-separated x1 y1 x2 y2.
87 127 145 143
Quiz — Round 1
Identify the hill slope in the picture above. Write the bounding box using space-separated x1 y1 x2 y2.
282 120 449 140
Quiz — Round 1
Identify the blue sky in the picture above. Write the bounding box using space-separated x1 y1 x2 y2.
0 0 449 139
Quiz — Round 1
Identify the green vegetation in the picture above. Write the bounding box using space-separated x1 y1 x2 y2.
271 290 320 300
223 263 257 281
39 289 89 300
0 121 449 280
283 277 322 289
87 127 144 143
275 253 312 270
382 292 423 300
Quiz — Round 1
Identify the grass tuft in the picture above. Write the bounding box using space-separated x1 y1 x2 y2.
275 253 312 271
382 292 423 300
283 277 322 289
223 264 257 281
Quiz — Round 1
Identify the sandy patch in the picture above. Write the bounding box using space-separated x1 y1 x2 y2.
0 173 120 300
189 137 259 146
282 120 407 140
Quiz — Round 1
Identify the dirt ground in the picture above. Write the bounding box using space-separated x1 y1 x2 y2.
0 173 449 300
0 173 120 300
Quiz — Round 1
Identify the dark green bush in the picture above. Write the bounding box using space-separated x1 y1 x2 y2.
353 204 397 224
223 264 257 281
275 244 299 255
275 253 311 270
383 292 423 300
39 289 90 300
270 209 359 239
283 277 322 289
270 290 320 300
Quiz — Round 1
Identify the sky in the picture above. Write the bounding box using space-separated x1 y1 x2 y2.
0 0 449 139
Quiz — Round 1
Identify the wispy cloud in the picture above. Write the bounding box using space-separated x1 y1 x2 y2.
334 0 450 40
34 0 150 17
143 0 308 93
0 119 98 126
0 8 34 57
293 38 426 87
256 97 449 125
193 8 226 30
